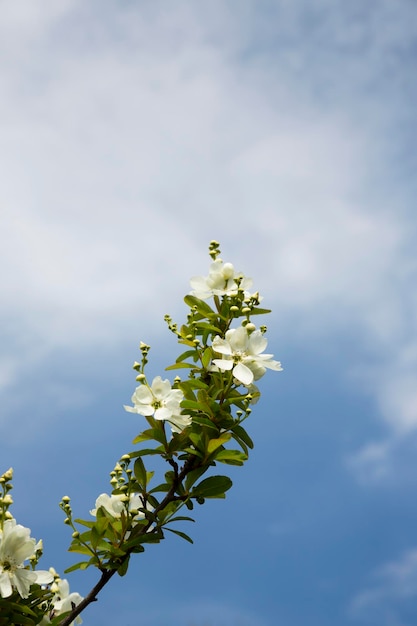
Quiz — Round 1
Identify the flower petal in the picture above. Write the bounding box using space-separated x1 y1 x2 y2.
151 376 172 399
212 336 233 355
227 326 249 351
248 330 268 355
212 358 234 371
233 363 254 386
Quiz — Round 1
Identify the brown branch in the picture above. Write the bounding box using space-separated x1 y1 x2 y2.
59 456 201 625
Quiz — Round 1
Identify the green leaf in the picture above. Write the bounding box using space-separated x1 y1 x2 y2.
132 427 166 445
64 560 92 573
49 612 73 626
185 466 208 490
133 457 147 487
117 555 130 577
176 349 198 363
192 475 233 498
207 432 232 455
68 543 95 556
181 399 208 412
183 447 204 458
149 482 171 494
181 378 209 390
165 527 194 543
184 295 217 318
231 424 254 449
164 515 195 524
165 361 195 370
128 448 163 459
190 415 219 432
248 307 272 315
74 518 95 528
195 322 223 334
202 346 213 368
215 449 248 465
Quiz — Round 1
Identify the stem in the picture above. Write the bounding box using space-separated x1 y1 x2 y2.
58 568 115 626
59 457 198 625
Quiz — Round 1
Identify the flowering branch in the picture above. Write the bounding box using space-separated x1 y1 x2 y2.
0 241 282 626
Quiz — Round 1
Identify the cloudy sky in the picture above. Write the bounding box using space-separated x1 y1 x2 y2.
1 1 417 624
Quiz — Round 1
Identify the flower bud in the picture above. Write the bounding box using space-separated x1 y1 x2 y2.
4 469 13 480
222 263 234 279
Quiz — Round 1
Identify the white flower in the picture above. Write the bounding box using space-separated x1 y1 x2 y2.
0 519 53 599
124 375 191 433
90 493 149 521
212 326 282 386
50 578 83 624
190 258 253 299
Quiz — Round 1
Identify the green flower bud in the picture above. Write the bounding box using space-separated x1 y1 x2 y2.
3 469 13 481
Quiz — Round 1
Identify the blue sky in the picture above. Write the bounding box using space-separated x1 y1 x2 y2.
1 1 417 624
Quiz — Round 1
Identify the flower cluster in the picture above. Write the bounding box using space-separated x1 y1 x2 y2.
124 375 192 433
212 326 282 386
90 492 152 523
0 518 52 599
0 241 283 626
0 469 53 601
190 257 253 300
43 570 84 625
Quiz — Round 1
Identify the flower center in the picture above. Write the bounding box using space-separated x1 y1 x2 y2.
1 559 14 572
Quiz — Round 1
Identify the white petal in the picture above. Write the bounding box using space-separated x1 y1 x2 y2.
212 358 234 371
248 330 268 355
263 359 283 371
13 569 36 598
34 570 54 585
227 326 248 351
233 363 254 386
154 407 172 421
212 336 232 355
168 413 192 433
0 572 13 598
151 376 172 399
132 385 153 404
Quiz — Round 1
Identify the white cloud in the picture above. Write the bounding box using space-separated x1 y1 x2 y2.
350 548 417 624
0 0 417 467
